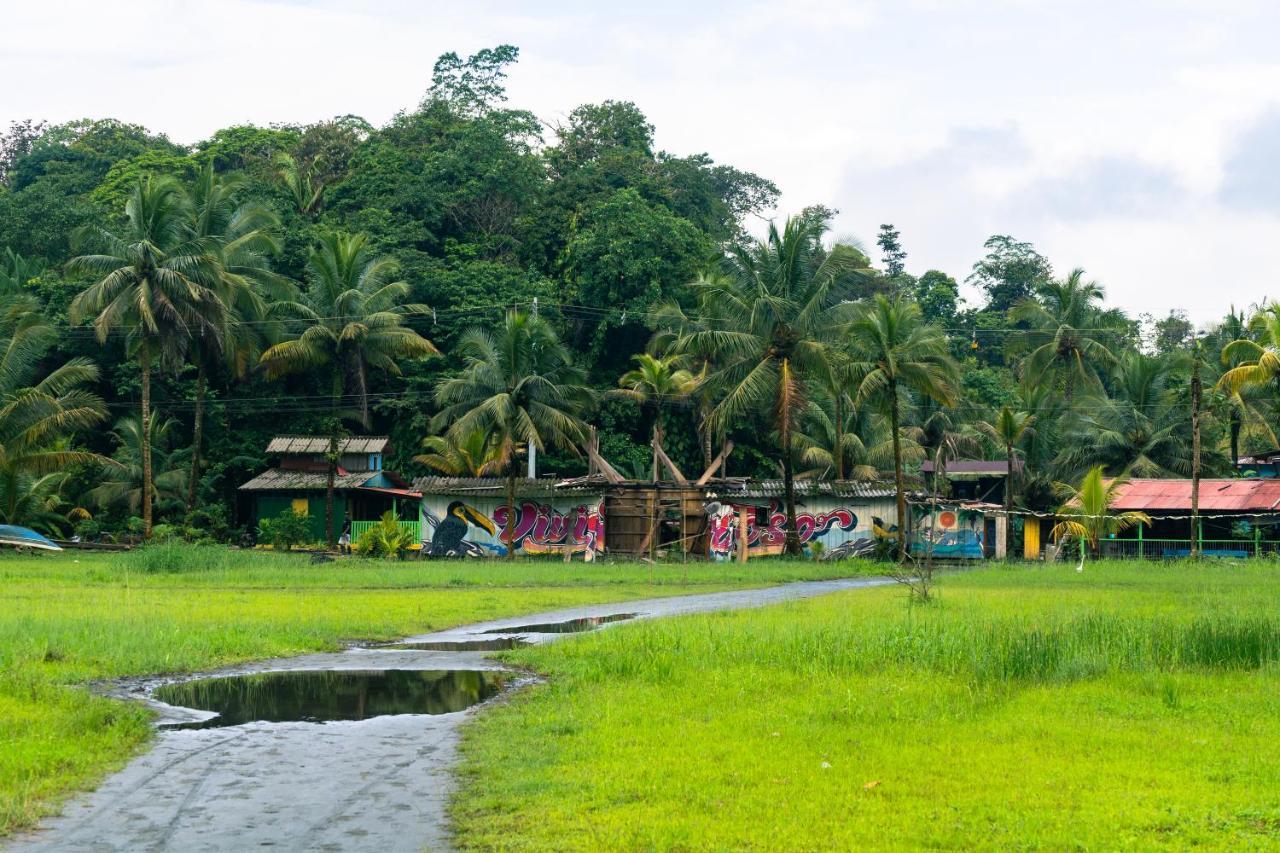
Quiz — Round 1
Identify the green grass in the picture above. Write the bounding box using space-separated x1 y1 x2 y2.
0 546 862 837
453 561 1280 850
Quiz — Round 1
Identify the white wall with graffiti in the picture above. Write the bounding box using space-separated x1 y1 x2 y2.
704 497 900 560
420 493 605 558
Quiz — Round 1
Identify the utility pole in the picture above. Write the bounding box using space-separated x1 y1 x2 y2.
527 297 538 480
1190 336 1202 559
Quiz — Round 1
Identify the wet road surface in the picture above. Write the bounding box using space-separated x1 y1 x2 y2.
9 576 888 852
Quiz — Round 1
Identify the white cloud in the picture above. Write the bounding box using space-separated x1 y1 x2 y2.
2 0 1279 322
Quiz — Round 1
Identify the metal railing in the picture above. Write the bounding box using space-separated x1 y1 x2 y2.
1098 537 1280 559
350 519 421 541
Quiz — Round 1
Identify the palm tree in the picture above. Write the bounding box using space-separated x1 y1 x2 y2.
794 393 912 481
433 310 591 559
415 430 508 477
1051 465 1149 557
276 153 326 218
846 294 959 559
1208 307 1258 464
185 162 289 511
1217 305 1280 450
1010 268 1122 405
0 472 88 536
1058 352 1194 479
87 416 189 517
612 353 699 480
660 216 867 555
978 406 1036 514
260 231 438 545
0 249 43 293
68 175 226 538
0 296 112 532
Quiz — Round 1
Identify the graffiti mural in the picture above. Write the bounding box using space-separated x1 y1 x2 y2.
706 499 865 560
422 496 605 558
909 506 986 559
427 501 497 557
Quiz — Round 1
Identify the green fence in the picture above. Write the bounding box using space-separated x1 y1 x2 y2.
350 519 422 541
1099 537 1280 559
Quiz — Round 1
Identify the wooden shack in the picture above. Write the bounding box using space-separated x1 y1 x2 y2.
577 429 738 559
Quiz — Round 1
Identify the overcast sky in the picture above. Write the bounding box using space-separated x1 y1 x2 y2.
5 0 1280 323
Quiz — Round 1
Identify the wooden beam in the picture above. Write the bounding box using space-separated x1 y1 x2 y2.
585 428 625 483
652 436 687 484
696 440 735 485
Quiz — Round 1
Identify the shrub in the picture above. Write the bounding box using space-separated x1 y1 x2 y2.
354 510 417 559
258 509 311 551
117 541 237 574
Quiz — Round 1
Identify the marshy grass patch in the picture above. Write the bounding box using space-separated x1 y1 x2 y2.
0 548 865 837
453 560 1280 849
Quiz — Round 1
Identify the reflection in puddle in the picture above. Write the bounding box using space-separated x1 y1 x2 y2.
384 638 531 652
154 669 506 728
484 613 636 634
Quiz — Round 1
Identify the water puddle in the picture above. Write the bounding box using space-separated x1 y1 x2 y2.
484 613 636 634
154 669 507 728
382 638 531 652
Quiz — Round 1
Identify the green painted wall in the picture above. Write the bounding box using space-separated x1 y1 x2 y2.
254 493 347 544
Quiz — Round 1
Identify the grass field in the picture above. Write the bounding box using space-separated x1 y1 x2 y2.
453 561 1280 850
0 545 864 836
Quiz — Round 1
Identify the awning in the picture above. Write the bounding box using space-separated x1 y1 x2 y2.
357 486 422 499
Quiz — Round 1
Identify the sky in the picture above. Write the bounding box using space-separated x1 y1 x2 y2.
4 0 1280 323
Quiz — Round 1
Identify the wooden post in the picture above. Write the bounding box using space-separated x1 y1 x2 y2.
737 506 749 564
649 485 659 563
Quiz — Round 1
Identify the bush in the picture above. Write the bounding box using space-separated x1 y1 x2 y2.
354 510 417 559
258 509 311 551
117 541 238 574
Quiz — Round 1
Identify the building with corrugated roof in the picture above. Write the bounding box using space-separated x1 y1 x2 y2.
1098 478 1280 558
239 436 419 543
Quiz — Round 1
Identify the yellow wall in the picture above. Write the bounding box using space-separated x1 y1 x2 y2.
1024 518 1040 559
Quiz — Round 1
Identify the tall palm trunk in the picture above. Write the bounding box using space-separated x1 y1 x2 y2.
356 358 371 429
779 358 801 556
700 400 713 470
187 361 206 512
140 340 153 540
833 391 844 480
651 417 660 482
1004 441 1013 516
1230 407 1241 467
326 372 341 548
505 469 517 560
889 377 906 562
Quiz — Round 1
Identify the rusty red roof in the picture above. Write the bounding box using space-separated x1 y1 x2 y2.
1108 479 1280 512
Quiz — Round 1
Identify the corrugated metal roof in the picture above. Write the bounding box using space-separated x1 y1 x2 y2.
709 479 900 500
1108 479 1280 511
239 469 376 491
266 436 389 454
413 476 606 498
921 460 1014 475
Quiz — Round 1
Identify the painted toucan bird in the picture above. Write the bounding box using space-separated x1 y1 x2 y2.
871 517 899 539
430 502 498 557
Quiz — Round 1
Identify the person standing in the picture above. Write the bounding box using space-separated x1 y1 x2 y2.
338 514 353 555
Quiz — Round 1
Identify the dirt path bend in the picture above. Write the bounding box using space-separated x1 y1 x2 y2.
10 577 889 853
